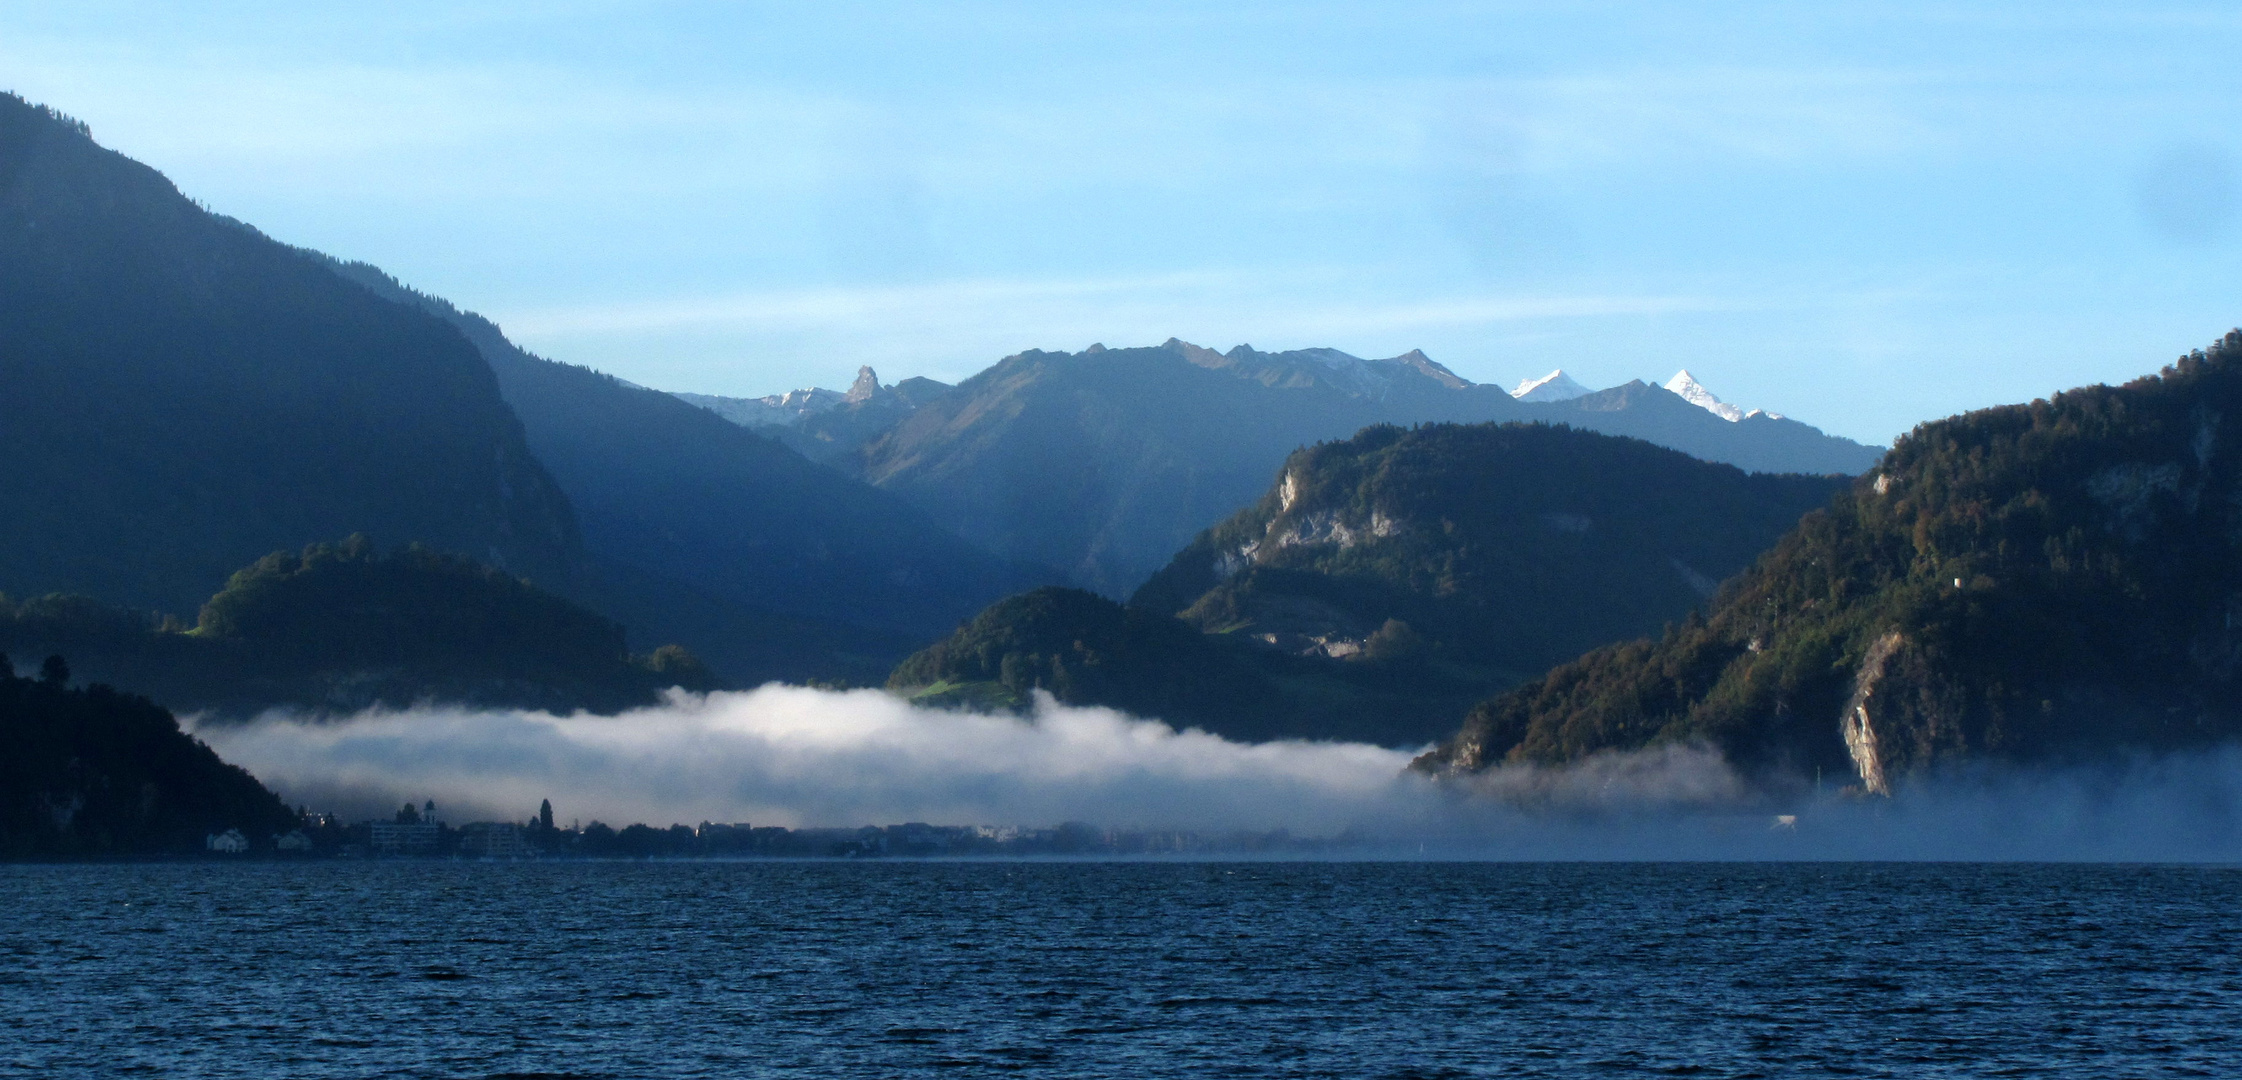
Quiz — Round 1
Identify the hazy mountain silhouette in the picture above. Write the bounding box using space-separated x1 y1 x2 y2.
317 261 1054 676
0 94 580 616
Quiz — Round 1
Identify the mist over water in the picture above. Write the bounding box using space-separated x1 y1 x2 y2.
198 686 2242 860
199 687 1426 835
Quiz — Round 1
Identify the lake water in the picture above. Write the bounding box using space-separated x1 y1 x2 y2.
3 861 2237 1078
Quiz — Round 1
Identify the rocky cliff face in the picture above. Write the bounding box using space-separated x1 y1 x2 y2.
1418 332 2242 788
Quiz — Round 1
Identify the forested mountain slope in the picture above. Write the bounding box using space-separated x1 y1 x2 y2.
0 539 713 718
0 659 296 856
0 94 579 616
1418 333 2242 789
894 422 1844 745
1135 422 1849 678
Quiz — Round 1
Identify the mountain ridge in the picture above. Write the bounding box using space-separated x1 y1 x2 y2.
1416 331 2242 789
802 339 1883 594
893 420 1848 745
0 93 582 616
315 260 1052 677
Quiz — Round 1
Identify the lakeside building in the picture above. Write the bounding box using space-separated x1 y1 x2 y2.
457 822 530 858
368 820 441 855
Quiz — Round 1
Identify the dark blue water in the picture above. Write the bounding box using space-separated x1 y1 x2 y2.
3 862 2237 1078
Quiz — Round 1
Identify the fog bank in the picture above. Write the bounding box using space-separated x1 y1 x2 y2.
197 686 2242 860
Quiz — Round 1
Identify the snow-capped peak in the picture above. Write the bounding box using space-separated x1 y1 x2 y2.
1510 369 1592 402
1664 370 1749 423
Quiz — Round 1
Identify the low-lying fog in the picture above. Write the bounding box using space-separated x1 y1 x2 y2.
198 686 2242 860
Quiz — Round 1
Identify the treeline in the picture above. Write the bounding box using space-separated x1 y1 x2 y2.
285 812 1326 860
0 537 713 719
0 654 296 857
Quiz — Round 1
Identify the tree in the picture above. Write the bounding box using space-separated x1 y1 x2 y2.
37 655 67 686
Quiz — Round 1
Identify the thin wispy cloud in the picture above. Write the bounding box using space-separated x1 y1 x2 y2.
502 275 1728 340
7 1 2240 441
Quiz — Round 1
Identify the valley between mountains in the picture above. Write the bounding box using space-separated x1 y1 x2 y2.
8 90 2242 852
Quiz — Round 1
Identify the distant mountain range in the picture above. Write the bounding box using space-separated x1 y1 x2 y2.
319 262 1048 678
0 89 1877 740
675 367 952 465
1417 333 2242 789
680 340 1884 595
0 92 1048 686
9 84 2237 816
891 422 1847 745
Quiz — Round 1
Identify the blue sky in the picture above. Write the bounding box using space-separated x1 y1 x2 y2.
5 1 2242 444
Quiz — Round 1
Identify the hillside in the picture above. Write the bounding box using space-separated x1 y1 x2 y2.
0 539 714 718
849 340 1878 595
1417 333 2242 790
0 659 296 856
1135 423 1849 677
895 422 1845 745
0 94 579 616
888 587 1301 740
318 261 1050 671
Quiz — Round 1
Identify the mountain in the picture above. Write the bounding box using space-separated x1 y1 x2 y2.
0 95 580 617
676 367 953 465
0 659 296 856
842 339 1880 595
1416 332 2242 790
318 263 1049 674
894 422 1846 745
1551 380 1875 476
0 539 715 718
1511 369 1592 402
1665 370 1753 421
1134 422 1850 676
888 587 1301 738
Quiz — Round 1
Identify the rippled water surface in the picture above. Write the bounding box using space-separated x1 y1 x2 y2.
3 861 2239 1078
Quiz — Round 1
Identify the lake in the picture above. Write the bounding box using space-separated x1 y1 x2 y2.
3 861 2237 1077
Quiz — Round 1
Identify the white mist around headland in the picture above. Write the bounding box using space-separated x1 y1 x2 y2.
197 686 2242 861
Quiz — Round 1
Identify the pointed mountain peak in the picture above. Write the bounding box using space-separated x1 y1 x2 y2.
1511 369 1592 402
1389 349 1472 389
1663 370 1746 422
846 365 882 403
1164 338 1231 368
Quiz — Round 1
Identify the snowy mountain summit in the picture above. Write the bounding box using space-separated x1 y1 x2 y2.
1664 370 1779 423
1509 369 1593 402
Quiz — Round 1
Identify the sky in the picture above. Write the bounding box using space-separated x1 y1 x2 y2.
5 2 2242 444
